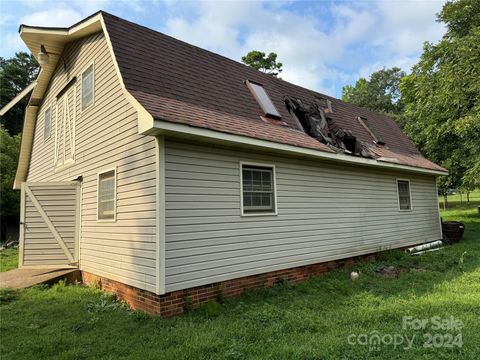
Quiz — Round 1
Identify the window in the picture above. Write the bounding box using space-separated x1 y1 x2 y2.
245 80 281 118
241 164 276 215
44 107 51 140
98 169 116 220
81 64 94 110
397 179 412 211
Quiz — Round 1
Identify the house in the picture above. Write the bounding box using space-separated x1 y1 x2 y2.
11 11 447 316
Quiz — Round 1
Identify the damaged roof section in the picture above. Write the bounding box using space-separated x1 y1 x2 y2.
284 96 371 158
100 12 447 173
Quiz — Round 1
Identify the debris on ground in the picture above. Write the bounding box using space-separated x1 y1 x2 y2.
1 240 19 249
407 240 443 255
375 266 401 278
441 220 465 243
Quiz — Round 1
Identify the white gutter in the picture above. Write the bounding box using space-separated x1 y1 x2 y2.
0 81 37 116
152 120 449 176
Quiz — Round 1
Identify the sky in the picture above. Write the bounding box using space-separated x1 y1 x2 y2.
0 0 447 98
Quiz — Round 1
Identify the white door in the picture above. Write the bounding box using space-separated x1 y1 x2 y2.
19 182 80 268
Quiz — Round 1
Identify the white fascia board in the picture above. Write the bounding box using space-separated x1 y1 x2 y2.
0 81 36 116
151 119 448 176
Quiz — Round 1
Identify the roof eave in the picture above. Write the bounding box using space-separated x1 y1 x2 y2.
148 119 448 176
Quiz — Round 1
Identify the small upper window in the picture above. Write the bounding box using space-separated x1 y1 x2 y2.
397 179 412 211
98 169 116 220
245 80 281 118
82 64 94 110
44 107 51 140
241 164 276 215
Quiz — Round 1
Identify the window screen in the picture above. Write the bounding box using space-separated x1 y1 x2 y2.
245 80 281 118
242 165 275 213
397 180 411 210
44 107 51 140
98 170 115 220
82 65 94 110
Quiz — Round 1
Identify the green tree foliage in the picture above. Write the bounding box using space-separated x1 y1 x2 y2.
401 0 480 193
241 51 283 76
341 67 407 126
0 125 21 216
0 52 39 135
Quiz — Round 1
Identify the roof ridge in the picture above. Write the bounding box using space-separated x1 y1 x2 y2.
101 12 344 99
102 13 406 128
22 9 407 128
103 11 441 171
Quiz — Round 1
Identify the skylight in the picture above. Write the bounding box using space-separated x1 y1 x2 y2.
357 117 385 145
245 80 281 119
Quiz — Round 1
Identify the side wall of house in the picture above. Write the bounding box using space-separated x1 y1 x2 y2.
27 32 157 292
164 140 441 292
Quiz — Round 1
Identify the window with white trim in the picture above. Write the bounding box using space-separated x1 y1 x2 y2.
397 179 412 210
98 169 116 220
241 164 276 214
44 107 51 140
81 64 94 110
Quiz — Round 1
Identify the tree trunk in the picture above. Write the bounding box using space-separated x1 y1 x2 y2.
467 192 470 204
443 194 448 210
460 192 463 204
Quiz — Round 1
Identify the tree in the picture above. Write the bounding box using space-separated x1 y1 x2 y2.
0 125 21 217
241 51 283 76
0 52 39 135
401 0 480 199
342 67 407 127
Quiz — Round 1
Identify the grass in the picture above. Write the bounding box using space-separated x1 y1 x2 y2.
0 247 18 272
438 189 480 210
1 207 479 359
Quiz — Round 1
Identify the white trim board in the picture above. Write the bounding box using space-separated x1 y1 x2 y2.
0 81 37 116
156 136 166 295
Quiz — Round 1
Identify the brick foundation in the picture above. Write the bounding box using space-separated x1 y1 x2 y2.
82 253 378 317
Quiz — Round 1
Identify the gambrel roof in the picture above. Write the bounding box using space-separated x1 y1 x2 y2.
101 13 446 173
14 11 447 188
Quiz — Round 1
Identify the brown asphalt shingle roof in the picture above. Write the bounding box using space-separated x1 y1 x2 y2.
102 12 445 173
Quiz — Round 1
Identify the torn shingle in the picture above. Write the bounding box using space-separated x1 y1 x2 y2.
284 96 371 158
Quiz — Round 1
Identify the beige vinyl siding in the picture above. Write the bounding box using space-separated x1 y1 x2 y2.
27 32 157 292
22 184 78 266
164 141 442 292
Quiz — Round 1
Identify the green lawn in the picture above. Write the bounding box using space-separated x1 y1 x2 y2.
1 207 479 359
438 189 480 210
0 248 18 272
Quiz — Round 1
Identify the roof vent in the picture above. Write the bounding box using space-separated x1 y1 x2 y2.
357 117 385 145
245 80 281 119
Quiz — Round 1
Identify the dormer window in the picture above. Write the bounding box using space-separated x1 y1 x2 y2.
245 80 281 119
